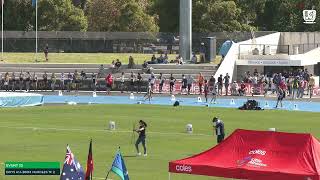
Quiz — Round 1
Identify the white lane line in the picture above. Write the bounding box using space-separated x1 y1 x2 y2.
0 125 211 137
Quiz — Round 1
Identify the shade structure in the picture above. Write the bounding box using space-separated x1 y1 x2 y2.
169 129 320 180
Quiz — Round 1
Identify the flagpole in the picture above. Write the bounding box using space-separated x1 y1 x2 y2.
35 0 37 62
1 0 4 61
105 170 111 180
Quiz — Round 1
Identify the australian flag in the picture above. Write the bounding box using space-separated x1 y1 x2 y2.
60 145 85 180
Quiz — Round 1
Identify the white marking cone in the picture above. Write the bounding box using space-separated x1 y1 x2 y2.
230 99 235 105
197 96 202 103
129 93 134 100
93 91 97 97
171 95 176 101
58 90 63 96
293 104 298 110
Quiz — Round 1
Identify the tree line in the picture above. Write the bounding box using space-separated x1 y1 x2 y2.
2 0 320 32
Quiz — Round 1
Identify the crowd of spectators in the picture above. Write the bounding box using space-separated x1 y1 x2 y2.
236 68 316 99
0 70 98 92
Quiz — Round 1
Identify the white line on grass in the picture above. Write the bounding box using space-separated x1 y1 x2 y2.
0 125 211 137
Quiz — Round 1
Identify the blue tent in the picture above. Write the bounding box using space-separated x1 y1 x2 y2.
219 40 234 57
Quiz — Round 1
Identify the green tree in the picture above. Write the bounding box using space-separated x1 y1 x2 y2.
151 0 179 32
193 0 254 32
3 0 33 31
37 0 88 31
87 0 122 31
256 0 320 31
87 0 159 32
117 0 159 32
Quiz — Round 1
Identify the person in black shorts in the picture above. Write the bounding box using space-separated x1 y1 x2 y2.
135 120 147 156
212 117 225 144
275 87 285 108
19 72 24 91
130 72 136 93
181 74 187 95
11 72 16 91
43 72 48 91
158 73 165 93
169 74 176 94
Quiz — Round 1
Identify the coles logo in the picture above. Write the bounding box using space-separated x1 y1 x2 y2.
175 165 192 172
237 149 268 167
249 149 266 156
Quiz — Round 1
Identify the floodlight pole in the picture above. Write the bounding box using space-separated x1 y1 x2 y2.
179 0 192 61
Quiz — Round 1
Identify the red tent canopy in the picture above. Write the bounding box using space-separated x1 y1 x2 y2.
169 129 320 180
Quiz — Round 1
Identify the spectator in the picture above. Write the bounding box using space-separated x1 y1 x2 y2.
309 74 315 98
136 72 142 94
11 72 16 92
223 73 230 96
3 72 9 91
187 75 194 95
275 87 285 108
44 44 49 61
114 59 122 70
51 73 56 92
60 73 65 91
91 73 97 91
297 78 305 98
191 53 197 64
80 71 86 80
25 72 31 92
230 81 238 96
73 70 80 92
0 73 2 90
210 83 218 104
149 73 156 92
287 77 293 97
177 55 184 65
43 72 48 91
209 75 216 88
98 64 104 78
158 73 165 93
142 61 148 70
292 76 299 99
251 75 258 96
157 54 164 64
169 74 176 94
105 73 113 95
204 79 209 102
198 73 204 95
238 81 246 96
32 72 38 91
128 56 135 69
217 74 223 96
130 72 136 93
181 74 187 95
111 60 115 69
19 72 24 91
163 53 169 63
67 72 72 92
199 42 206 63
119 72 125 93
151 54 156 63
263 81 269 97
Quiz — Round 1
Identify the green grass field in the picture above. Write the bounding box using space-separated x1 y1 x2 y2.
1 53 221 64
0 105 319 180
